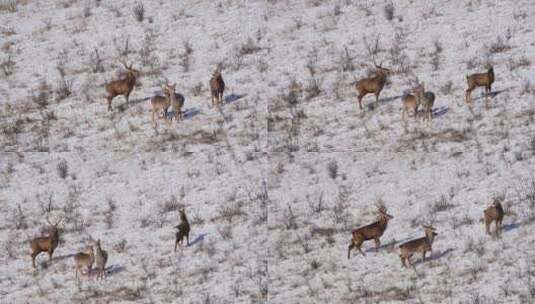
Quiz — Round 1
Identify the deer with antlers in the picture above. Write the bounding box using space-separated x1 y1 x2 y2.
105 60 140 111
355 62 391 110
399 225 438 269
348 204 393 259
30 215 63 269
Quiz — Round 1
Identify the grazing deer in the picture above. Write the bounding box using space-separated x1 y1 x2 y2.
484 199 504 237
30 216 63 269
94 239 108 281
74 245 95 280
105 60 140 111
399 225 437 269
174 208 190 251
150 83 174 127
401 83 423 123
209 69 225 108
465 66 494 108
355 63 391 110
348 205 393 259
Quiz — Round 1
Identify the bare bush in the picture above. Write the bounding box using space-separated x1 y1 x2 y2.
0 54 15 77
307 192 325 215
0 0 17 13
190 82 203 96
431 194 454 212
179 40 193 72
216 201 245 223
440 81 454 95
338 46 355 72
56 159 68 179
113 36 131 57
363 34 381 59
305 76 322 100
327 160 338 179
89 48 104 73
384 2 394 21
488 36 511 54
132 1 144 22
55 77 73 101
240 38 261 55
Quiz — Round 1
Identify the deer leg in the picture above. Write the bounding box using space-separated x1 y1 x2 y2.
347 243 354 259
48 249 53 261
31 252 38 268
357 93 365 110
374 238 380 252
186 233 190 246
107 96 113 111
400 255 406 268
496 220 501 237
174 236 178 252
485 220 491 235
422 251 426 262
125 92 130 104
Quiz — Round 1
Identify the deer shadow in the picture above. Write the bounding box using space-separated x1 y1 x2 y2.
225 93 247 104
365 236 414 253
502 222 520 232
188 233 207 247
366 94 403 111
117 96 151 112
104 264 126 276
183 107 201 120
413 248 453 265
432 106 449 118
471 88 510 102
51 253 75 262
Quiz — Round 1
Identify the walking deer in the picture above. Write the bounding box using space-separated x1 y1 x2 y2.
168 85 185 123
399 225 437 269
484 199 504 237
30 216 63 269
174 208 190 251
74 245 95 280
401 83 423 123
348 205 393 259
105 60 140 111
465 66 494 108
209 69 225 108
355 63 391 110
94 239 108 281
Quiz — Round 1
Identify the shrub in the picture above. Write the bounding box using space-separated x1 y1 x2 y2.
57 159 68 179
384 2 394 21
133 2 144 22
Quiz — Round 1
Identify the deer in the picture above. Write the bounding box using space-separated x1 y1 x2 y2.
94 239 108 281
174 208 190 251
411 82 435 123
465 65 494 108
105 60 140 111
29 216 63 269
355 63 391 110
484 198 504 237
150 83 174 127
209 69 225 108
167 84 186 123
401 83 423 124
399 225 437 269
347 205 393 259
74 245 95 280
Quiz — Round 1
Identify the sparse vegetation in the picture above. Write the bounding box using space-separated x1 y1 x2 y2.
132 1 144 22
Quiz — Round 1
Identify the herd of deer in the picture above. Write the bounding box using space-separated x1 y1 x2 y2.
104 59 494 127
29 208 190 281
355 62 495 123
348 199 504 270
104 60 225 127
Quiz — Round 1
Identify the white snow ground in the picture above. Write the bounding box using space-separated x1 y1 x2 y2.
1 0 535 303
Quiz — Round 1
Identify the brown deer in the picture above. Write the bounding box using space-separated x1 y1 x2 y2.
168 85 186 123
74 245 95 280
105 60 140 111
29 216 63 269
174 208 190 251
150 83 174 127
418 84 435 124
484 199 504 237
348 205 393 259
465 65 494 108
399 225 437 269
209 69 225 108
94 239 108 281
355 63 391 110
401 83 423 123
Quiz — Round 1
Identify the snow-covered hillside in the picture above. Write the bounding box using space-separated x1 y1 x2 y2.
1 0 535 303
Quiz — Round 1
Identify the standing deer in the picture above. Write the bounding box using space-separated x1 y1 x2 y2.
168 85 186 123
150 83 174 127
29 216 63 269
484 199 504 237
348 205 393 259
355 63 391 110
399 225 437 269
401 83 423 123
465 65 494 108
94 239 108 281
105 60 140 111
174 208 190 251
209 69 225 108
74 245 95 280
